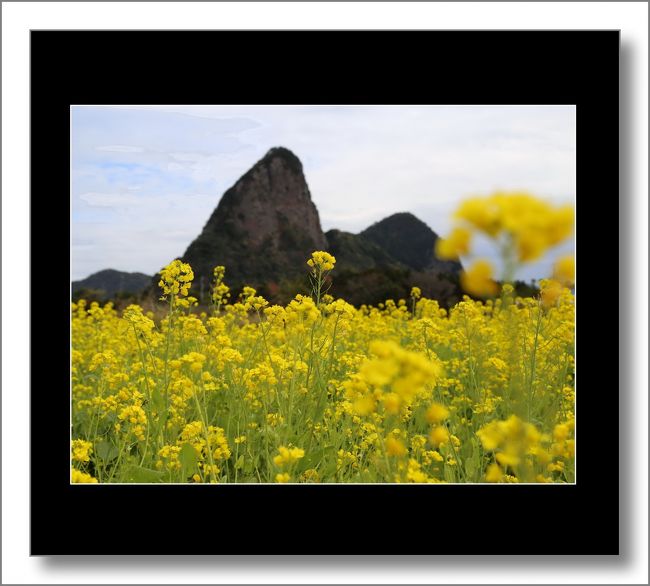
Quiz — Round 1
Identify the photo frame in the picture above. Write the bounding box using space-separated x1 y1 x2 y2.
31 29 619 555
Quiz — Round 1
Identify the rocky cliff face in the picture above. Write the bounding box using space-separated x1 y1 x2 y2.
181 147 328 293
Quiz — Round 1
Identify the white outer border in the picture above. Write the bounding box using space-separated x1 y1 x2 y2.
4 2 648 585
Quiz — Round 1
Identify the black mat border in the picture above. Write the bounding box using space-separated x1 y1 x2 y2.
30 30 619 555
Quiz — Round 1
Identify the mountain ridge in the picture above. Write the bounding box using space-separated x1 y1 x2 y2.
75 147 464 306
175 147 462 305
72 269 152 301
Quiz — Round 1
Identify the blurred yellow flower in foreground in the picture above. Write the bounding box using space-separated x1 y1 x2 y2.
437 192 575 291
435 226 472 260
460 260 499 298
553 255 575 287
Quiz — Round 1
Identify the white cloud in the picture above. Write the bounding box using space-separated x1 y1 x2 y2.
95 145 145 153
79 192 143 208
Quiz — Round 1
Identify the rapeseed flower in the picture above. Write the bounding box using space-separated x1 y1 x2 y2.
425 402 450 424
71 439 93 463
435 227 472 260
385 436 407 457
553 255 575 287
307 251 336 273
461 260 498 297
158 259 194 297
71 468 98 483
273 446 305 467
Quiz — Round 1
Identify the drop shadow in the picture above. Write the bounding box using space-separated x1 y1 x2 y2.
617 35 636 570
39 35 637 577
41 553 624 571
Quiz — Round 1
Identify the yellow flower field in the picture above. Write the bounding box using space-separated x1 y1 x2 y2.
71 193 575 483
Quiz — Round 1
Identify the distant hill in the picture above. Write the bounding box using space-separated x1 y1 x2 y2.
324 227 462 306
72 269 151 301
325 229 401 273
361 212 462 275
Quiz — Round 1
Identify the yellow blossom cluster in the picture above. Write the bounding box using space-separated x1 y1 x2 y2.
273 446 305 466
158 259 194 297
343 340 442 417
453 192 574 261
211 265 231 307
307 250 336 273
436 191 574 298
71 468 98 483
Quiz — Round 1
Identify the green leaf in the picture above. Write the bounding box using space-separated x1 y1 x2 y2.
123 465 165 483
465 454 477 478
464 437 481 481
151 386 165 412
444 464 456 483
178 442 199 478
318 453 338 480
234 455 245 470
297 445 335 473
95 441 119 462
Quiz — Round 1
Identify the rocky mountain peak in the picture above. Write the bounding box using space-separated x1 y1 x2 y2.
181 147 328 292
260 146 304 173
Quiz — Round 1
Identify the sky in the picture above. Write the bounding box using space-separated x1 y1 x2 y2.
71 105 575 282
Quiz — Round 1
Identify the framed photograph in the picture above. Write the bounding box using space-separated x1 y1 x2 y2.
31 30 619 554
